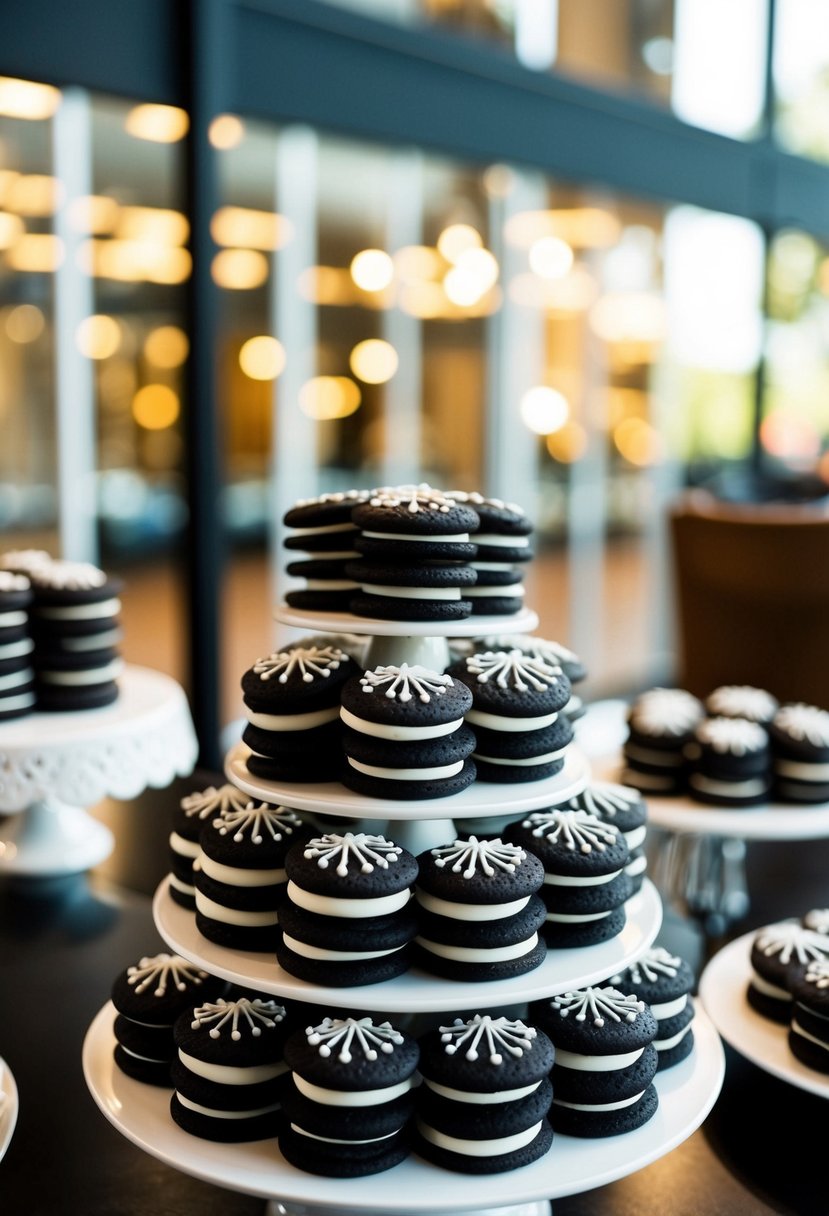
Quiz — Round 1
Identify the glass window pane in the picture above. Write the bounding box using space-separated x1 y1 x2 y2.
774 0 829 163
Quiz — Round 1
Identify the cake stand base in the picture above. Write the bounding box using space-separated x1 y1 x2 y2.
0 798 114 877
265 1202 552 1216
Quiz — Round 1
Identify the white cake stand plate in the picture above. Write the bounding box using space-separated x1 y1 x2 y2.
0 665 198 877
0 1058 18 1162
83 1000 723 1216
152 877 662 1013
698 931 829 1099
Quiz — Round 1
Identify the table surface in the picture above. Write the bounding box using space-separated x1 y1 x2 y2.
3 761 829 1215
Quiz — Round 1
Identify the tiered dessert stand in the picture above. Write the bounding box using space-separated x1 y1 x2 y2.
84 608 725 1216
0 665 199 878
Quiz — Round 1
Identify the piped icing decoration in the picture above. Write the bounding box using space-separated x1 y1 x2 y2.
553 986 644 1027
368 484 452 514
630 687 703 736
520 808 619 853
695 716 768 755
214 802 303 844
303 831 403 875
191 997 285 1039
612 946 681 987
293 490 370 507
181 783 253 821
253 645 345 683
127 953 209 997
755 921 829 964
31 559 108 590
0 548 51 574
466 649 562 692
306 1016 404 1061
567 782 640 819
360 663 452 702
804 959 829 990
0 570 31 591
774 703 829 747
430 836 525 878
707 685 777 721
804 909 829 934
447 490 525 514
439 1014 537 1064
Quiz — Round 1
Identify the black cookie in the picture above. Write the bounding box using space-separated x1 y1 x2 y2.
609 945 696 1070
684 716 771 806
242 720 345 782
347 560 478 623
623 687 704 794
413 894 548 982
563 782 648 892
169 783 261 907
747 920 829 1023
705 685 779 724
471 715 573 784
788 959 829 1073
284 558 360 613
352 486 480 562
283 490 368 552
769 702 829 803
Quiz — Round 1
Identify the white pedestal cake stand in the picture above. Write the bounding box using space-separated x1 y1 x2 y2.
0 665 198 877
0 1057 18 1162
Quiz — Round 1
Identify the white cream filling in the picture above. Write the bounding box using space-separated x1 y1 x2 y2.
0 691 36 711
362 530 469 543
749 973 790 1000
361 584 462 601
466 708 558 732
0 667 33 690
474 747 566 767
169 832 200 859
177 1093 281 1120
651 994 688 1019
543 869 621 888
295 549 360 561
473 534 530 549
195 891 278 927
415 889 530 921
291 1123 398 1145
304 579 359 591
39 659 123 686
178 1049 288 1086
119 1043 168 1064
245 705 340 731
61 628 122 651
625 825 647 850
466 584 525 598
545 909 611 924
688 772 769 797
620 768 676 790
293 1074 412 1107
423 1078 541 1105
623 743 684 767
790 1020 829 1052
415 933 537 963
34 596 121 621
340 705 463 741
471 561 518 572
655 1024 693 1051
626 853 648 877
0 637 33 659
347 756 463 781
775 759 829 781
553 1091 644 1113
169 873 196 896
199 855 287 887
288 522 357 537
281 932 405 962
553 1045 644 1072
0 610 27 626
417 1119 542 1158
286 879 411 919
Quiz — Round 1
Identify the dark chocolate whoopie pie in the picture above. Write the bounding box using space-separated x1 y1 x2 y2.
280 1014 420 1176
562 782 648 893
283 489 369 553
769 702 829 803
0 570 32 645
622 686 704 794
169 782 257 910
609 946 696 1070
747 919 829 1024
788 958 829 1073
347 559 478 624
111 952 225 1087
451 632 588 721
414 1013 554 1173
0 577 35 718
704 685 779 725
171 995 291 1141
352 484 480 561
447 491 534 562
684 716 771 806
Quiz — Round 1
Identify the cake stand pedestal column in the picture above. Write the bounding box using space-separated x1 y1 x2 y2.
0 665 198 879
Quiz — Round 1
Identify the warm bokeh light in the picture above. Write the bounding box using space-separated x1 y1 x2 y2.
144 326 189 369
239 335 286 381
760 410 821 461
590 291 667 344
118 206 189 246
4 303 45 343
508 266 598 313
443 247 499 306
546 420 589 462
209 114 245 149
298 376 362 421
125 103 189 143
75 314 121 360
0 211 24 249
437 224 483 264
529 236 574 280
349 339 399 384
99 358 137 410
394 245 444 284
520 386 570 435
6 174 64 217
482 164 515 198
350 249 394 292
79 239 191 284
606 387 649 426
297 265 357 306
614 417 663 465
505 208 621 250
7 233 63 272
132 384 181 430
0 77 61 120
398 282 449 319
211 206 292 252
211 248 269 289
69 194 120 234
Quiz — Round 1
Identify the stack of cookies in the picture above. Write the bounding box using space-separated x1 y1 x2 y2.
683 716 772 806
168 782 257 910
746 917 829 1023
0 571 35 719
769 702 829 803
610 945 697 1069
622 686 704 794
447 492 533 616
282 490 369 612
562 782 648 893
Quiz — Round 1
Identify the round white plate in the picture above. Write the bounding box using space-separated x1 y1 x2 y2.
83 1000 723 1212
0 1058 19 1161
153 877 662 1013
698 931 829 1099
274 605 539 639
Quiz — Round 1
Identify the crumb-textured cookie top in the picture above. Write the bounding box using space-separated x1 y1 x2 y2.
286 831 418 896
241 645 357 711
341 664 472 729
284 1015 419 1091
790 959 829 1011
705 685 778 723
416 836 544 903
353 485 479 536
448 650 570 718
418 1014 553 1090
751 920 829 966
564 782 646 831
200 802 309 866
532 986 657 1052
175 996 289 1065
610 946 695 1005
111 952 222 1022
628 687 704 737
504 808 629 876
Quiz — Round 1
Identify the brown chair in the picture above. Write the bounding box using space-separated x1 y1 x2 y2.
669 489 829 708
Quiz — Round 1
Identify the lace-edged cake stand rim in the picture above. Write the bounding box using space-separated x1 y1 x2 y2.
0 1058 19 1162
82 997 723 1212
0 665 198 876
699 931 829 1100
152 875 661 1013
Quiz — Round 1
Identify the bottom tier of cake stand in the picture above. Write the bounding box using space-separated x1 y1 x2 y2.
82 1002 724 1216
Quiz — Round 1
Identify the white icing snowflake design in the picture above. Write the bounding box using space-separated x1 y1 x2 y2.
0 570 31 592
253 646 345 683
520 808 619 853
631 688 703 736
446 490 525 515
774 703 829 748
612 947 681 987
303 832 403 876
33 559 107 590
360 663 453 702
368 485 452 514
439 1015 537 1064
430 836 526 878
755 921 829 964
805 960 829 990
0 548 52 575
803 909 829 934
706 685 777 722
191 997 285 1040
466 649 562 692
127 954 208 997
214 803 302 844
695 716 768 756
553 987 645 1027
180 783 253 821
567 782 640 820
293 489 370 508
306 1017 404 1061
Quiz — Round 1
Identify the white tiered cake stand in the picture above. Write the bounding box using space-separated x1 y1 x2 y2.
0 665 198 877
84 606 725 1215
